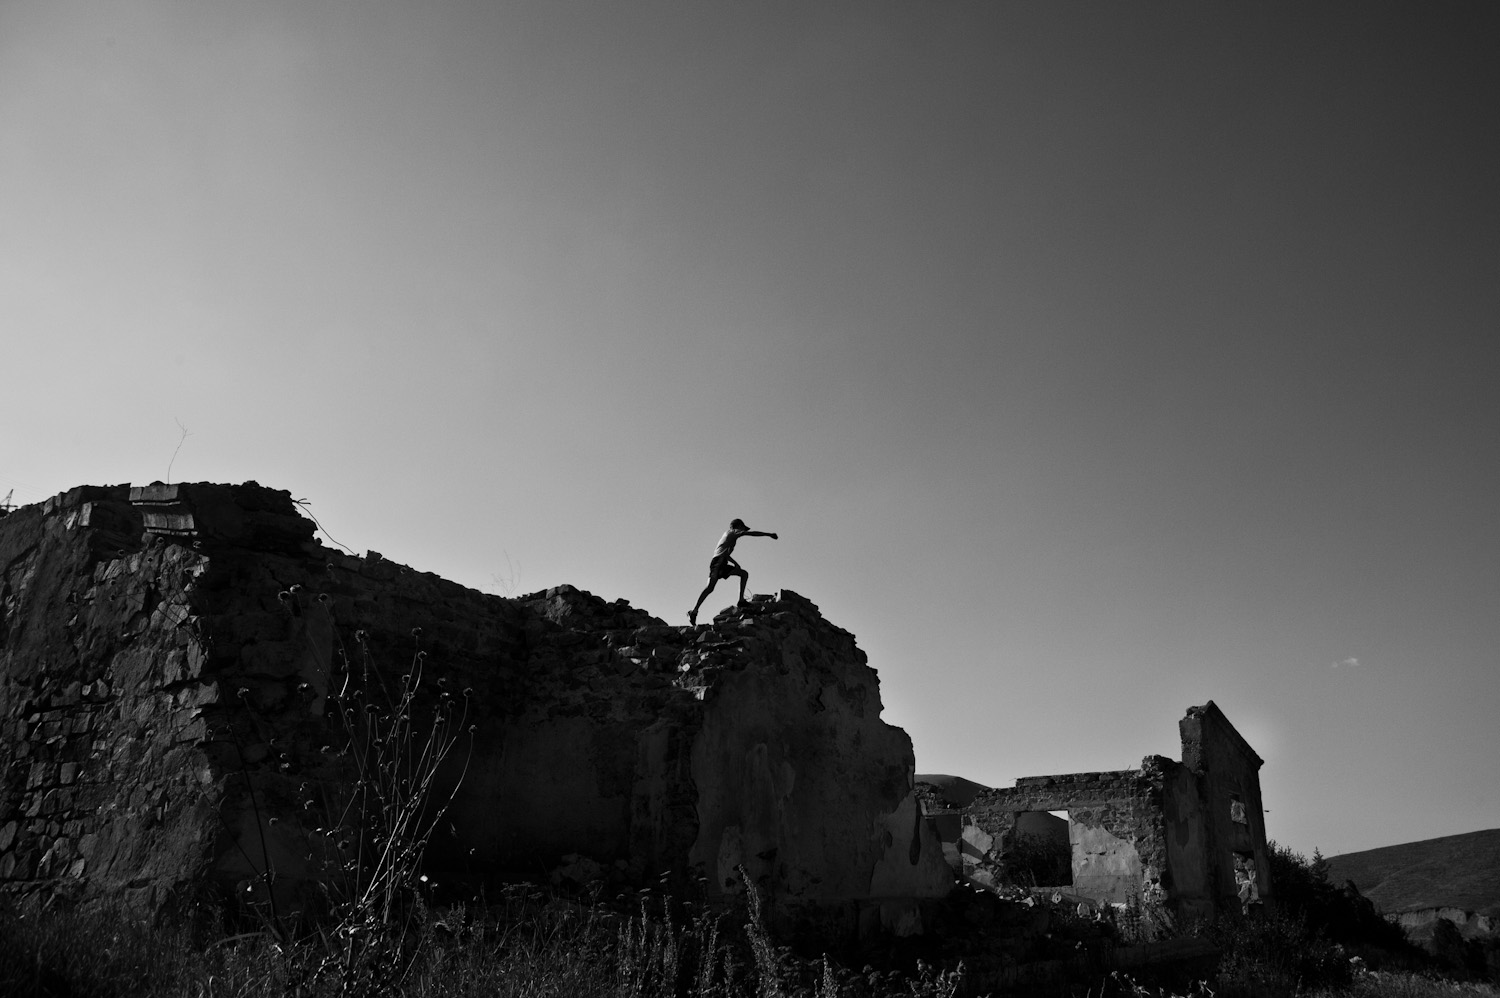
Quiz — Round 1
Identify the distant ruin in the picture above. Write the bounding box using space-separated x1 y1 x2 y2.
0 482 949 940
918 701 1271 921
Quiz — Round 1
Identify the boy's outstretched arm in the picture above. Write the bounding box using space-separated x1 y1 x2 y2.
745 530 778 539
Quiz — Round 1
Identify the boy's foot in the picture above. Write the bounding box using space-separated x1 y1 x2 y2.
687 609 698 626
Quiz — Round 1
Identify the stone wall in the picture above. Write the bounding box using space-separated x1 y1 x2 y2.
0 482 950 937
958 766 1173 905
918 702 1270 922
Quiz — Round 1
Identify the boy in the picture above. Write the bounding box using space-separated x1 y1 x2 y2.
688 519 778 625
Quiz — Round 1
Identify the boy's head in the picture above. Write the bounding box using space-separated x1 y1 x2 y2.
730 518 748 531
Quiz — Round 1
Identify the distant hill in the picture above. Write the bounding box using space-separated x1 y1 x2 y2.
915 773 992 808
1325 829 1500 917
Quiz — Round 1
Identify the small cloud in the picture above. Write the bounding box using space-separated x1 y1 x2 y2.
1332 657 1359 669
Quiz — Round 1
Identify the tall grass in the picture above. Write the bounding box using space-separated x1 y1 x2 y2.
308 623 474 992
219 613 477 994
0 878 970 998
1308 972 1500 998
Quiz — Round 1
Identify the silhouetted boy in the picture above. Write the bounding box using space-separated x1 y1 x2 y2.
688 518 778 625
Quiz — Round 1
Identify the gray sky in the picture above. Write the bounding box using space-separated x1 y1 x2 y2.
3 1 1497 857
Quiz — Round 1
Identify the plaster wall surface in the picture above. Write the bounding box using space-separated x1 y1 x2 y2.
1161 761 1210 910
1071 822 1145 901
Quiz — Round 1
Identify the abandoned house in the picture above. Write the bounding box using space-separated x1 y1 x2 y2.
917 701 1270 921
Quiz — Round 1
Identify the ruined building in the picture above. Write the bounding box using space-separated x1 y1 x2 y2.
918 702 1271 921
1 480 1272 945
0 482 950 939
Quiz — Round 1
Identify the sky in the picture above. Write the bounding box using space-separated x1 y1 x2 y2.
2 1 1497 858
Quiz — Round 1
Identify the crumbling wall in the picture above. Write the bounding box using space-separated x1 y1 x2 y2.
1178 702 1270 916
0 483 341 913
0 488 216 910
681 594 952 936
1159 758 1210 915
963 766 1173 905
1 482 949 938
443 586 953 935
440 593 688 879
919 702 1271 922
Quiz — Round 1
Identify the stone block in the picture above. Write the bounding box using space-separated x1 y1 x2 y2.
129 484 182 504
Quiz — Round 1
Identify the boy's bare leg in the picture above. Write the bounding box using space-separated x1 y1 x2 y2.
689 580 717 625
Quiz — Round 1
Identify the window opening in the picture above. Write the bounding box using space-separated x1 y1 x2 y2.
1005 810 1073 887
1233 851 1259 910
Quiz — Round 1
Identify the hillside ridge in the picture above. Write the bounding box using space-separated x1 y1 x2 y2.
1325 828 1500 917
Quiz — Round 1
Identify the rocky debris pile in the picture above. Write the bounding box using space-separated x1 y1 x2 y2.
521 584 663 632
